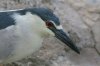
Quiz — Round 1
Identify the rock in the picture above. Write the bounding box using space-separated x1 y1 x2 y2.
92 22 100 54
0 0 100 66
50 48 100 66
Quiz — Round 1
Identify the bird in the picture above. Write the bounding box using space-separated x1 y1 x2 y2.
0 7 80 64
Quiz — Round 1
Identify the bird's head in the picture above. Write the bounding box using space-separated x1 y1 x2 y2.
30 8 80 54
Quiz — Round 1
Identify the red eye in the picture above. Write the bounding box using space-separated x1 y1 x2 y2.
46 22 54 27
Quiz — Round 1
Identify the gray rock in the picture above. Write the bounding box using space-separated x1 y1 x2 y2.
92 22 100 54
0 0 100 66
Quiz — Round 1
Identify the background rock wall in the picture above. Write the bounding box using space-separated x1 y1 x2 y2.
0 0 100 66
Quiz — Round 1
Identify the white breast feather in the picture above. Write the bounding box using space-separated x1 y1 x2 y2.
4 12 54 63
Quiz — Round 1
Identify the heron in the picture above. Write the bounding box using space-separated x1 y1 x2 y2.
0 7 80 64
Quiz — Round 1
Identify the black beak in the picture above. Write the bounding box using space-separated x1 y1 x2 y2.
51 28 80 54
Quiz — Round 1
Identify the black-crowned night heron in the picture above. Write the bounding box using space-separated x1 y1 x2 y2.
0 7 80 64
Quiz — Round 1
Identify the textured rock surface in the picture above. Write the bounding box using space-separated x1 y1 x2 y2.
0 0 100 66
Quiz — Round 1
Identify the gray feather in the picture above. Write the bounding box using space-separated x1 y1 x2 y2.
0 26 17 60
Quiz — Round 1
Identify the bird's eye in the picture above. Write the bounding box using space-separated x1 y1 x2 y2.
46 22 54 28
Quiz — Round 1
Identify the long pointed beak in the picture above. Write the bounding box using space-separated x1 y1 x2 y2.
52 29 80 54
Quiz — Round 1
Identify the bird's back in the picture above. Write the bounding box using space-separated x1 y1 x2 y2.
0 12 15 30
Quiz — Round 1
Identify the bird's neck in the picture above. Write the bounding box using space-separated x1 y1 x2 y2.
13 12 54 38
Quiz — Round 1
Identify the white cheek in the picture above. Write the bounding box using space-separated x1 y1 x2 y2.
48 29 55 36
42 28 55 37
56 25 63 29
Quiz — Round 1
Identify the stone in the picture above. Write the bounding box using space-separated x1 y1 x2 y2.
92 22 100 54
0 0 100 66
50 48 100 66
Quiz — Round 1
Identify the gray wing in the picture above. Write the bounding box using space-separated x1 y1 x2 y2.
0 11 17 60
0 9 28 60
0 12 15 30
0 26 17 60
